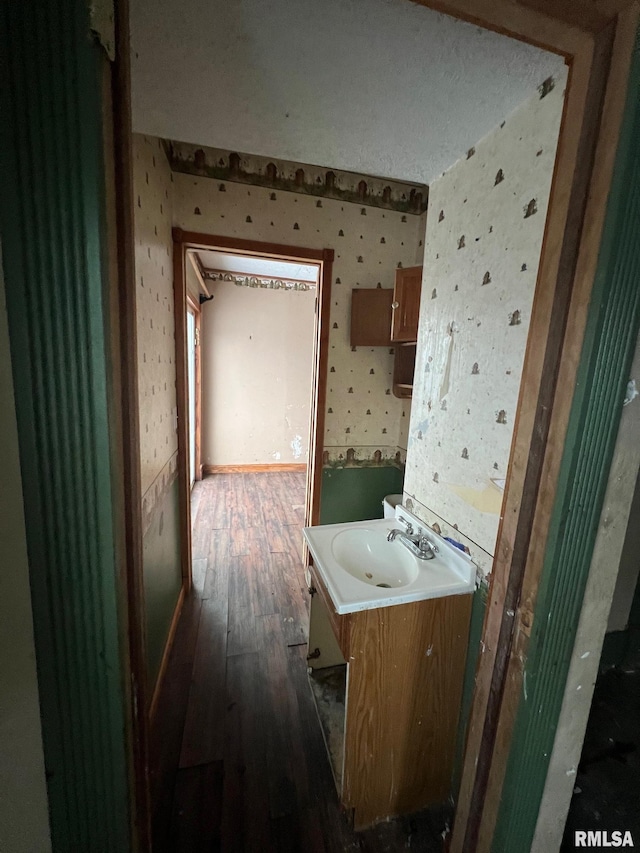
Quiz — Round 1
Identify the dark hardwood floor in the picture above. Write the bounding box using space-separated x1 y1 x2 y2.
149 472 448 852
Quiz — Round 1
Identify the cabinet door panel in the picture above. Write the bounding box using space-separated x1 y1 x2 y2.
391 267 422 342
351 288 393 346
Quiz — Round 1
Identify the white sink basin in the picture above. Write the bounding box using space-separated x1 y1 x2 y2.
303 508 475 614
331 528 419 588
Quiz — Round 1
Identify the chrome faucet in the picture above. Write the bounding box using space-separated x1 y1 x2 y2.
387 528 437 560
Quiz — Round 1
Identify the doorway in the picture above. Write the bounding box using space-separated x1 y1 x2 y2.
186 297 199 488
122 6 636 852
173 230 333 594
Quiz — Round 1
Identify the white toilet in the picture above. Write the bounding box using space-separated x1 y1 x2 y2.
382 494 403 519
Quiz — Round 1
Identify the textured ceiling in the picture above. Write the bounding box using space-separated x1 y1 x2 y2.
130 0 565 185
194 251 319 283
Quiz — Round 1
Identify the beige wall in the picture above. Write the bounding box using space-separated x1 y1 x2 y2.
133 135 179 528
0 247 52 853
202 281 315 465
403 72 566 576
171 159 425 465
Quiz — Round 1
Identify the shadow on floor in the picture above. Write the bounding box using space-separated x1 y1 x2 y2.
561 667 640 850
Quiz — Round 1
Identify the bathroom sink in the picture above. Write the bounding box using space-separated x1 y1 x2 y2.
303 507 475 614
331 528 419 588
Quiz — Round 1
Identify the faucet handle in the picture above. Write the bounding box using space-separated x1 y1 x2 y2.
418 534 438 554
398 515 414 535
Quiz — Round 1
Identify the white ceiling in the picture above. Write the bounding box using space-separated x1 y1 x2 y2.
130 0 565 185
193 250 319 283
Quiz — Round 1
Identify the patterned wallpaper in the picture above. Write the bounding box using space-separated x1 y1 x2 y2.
166 141 428 214
403 71 567 574
171 160 426 465
132 135 179 529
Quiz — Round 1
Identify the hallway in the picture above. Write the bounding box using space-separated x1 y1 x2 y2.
149 472 448 851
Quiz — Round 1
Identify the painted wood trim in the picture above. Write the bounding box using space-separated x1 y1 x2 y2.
194 307 202 482
187 250 210 297
109 0 152 843
148 586 186 722
203 463 307 474
185 299 202 486
310 251 333 527
173 238 193 593
0 2 132 847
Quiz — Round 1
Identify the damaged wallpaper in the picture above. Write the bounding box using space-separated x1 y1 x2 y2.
403 72 567 573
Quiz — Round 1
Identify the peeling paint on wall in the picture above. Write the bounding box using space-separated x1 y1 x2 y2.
291 434 303 459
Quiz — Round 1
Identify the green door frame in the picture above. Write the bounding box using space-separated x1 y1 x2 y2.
0 1 134 849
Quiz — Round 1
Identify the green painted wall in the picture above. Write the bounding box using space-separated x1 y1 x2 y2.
143 479 183 689
319 465 404 525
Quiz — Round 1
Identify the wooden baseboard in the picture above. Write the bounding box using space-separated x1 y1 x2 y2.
202 463 307 475
149 585 186 721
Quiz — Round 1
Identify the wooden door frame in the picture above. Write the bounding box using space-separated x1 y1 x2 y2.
185 292 202 485
429 7 639 851
110 2 640 850
172 229 333 590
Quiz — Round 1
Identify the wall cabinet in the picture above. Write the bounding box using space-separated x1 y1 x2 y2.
393 342 417 399
350 288 394 346
349 268 422 398
306 563 472 830
391 266 423 343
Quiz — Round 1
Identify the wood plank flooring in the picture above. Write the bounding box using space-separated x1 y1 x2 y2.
149 472 448 852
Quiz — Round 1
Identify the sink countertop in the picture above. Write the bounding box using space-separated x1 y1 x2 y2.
303 508 475 614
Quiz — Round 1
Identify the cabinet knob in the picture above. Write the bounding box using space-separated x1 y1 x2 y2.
392 301 399 309
308 585 316 597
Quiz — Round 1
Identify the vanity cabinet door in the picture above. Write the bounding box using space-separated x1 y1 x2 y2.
308 565 351 658
390 266 423 342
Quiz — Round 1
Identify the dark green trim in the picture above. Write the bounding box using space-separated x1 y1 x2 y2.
493 29 640 851
1 2 130 850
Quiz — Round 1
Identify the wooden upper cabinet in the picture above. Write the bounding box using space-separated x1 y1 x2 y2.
390 266 423 342
350 288 394 347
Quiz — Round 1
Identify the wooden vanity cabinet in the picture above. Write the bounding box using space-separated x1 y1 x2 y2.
307 563 472 830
